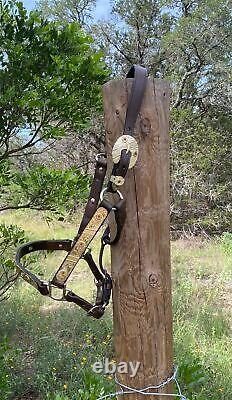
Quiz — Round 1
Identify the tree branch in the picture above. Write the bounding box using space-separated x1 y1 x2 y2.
100 26 134 65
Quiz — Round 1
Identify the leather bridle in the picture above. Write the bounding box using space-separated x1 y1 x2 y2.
15 65 148 319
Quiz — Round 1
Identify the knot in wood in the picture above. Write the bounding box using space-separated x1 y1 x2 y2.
149 273 158 287
140 117 151 134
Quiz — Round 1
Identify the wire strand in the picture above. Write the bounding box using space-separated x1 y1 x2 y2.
97 365 187 400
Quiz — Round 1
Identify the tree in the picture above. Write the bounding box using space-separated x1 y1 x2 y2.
16 0 232 234
93 0 232 234
36 0 107 172
0 1 108 163
0 1 108 300
36 0 96 26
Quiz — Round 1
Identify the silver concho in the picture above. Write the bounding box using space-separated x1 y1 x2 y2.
112 135 138 169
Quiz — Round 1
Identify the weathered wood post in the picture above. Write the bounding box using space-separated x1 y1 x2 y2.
102 76 173 399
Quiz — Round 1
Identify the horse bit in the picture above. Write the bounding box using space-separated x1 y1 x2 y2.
15 65 148 319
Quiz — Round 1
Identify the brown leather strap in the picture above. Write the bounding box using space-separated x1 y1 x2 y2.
76 155 107 239
15 240 72 295
15 238 111 319
107 149 131 192
107 65 148 192
65 291 105 319
124 65 148 135
101 198 126 246
83 250 105 282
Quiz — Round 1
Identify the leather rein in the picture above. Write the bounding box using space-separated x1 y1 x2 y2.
15 65 148 319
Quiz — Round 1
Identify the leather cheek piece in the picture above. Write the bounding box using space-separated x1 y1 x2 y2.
77 156 107 239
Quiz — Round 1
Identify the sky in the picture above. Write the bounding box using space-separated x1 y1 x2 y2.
22 0 112 19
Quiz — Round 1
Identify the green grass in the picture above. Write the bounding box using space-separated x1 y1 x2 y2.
0 211 231 399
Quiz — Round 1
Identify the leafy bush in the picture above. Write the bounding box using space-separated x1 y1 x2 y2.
8 165 91 213
0 223 28 300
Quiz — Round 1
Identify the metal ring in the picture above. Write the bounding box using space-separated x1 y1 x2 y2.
48 282 66 301
100 188 123 202
95 153 107 162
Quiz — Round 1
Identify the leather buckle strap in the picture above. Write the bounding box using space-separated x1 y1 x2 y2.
76 154 107 239
124 65 148 135
108 65 148 191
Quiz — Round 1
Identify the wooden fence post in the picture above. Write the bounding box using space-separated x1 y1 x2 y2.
102 76 173 400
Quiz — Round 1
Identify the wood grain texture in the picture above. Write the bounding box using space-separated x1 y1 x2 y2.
103 77 173 400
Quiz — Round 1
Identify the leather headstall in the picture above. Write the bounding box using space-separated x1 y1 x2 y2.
15 65 148 319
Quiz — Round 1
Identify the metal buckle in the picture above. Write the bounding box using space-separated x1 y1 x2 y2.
100 188 123 203
47 282 66 301
95 153 107 162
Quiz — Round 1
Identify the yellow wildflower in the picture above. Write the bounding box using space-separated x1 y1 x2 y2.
63 383 68 390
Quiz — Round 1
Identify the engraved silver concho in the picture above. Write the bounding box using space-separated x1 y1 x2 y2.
112 135 138 169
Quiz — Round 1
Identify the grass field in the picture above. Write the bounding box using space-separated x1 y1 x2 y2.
0 211 231 400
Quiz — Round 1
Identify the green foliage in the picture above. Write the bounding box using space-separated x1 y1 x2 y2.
37 0 96 25
179 357 206 395
170 108 232 235
221 232 232 256
0 223 28 300
0 223 27 247
0 1 108 161
46 395 69 400
0 160 13 187
0 162 91 212
0 337 12 400
0 222 28 271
